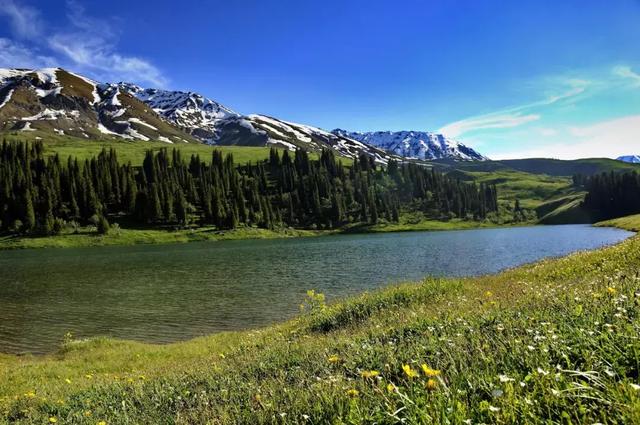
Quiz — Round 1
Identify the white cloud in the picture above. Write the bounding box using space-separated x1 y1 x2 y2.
0 0 168 87
0 38 55 69
494 115 640 160
439 113 540 138
438 83 587 138
0 0 42 39
613 65 640 87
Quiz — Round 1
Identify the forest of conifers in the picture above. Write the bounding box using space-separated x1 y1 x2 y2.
0 141 499 235
578 171 640 220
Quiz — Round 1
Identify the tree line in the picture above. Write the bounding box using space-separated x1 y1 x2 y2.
575 171 640 220
0 141 499 235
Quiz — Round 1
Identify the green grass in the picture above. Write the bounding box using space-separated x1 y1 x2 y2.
2 232 639 423
595 213 640 232
0 226 324 250
0 132 329 166
463 169 573 209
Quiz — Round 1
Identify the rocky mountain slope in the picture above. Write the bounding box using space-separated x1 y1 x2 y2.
332 129 487 161
617 155 640 164
0 68 197 143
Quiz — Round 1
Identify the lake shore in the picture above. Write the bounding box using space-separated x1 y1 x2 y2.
1 223 638 423
0 218 529 251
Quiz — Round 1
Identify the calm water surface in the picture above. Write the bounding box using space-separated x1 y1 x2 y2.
0 224 632 354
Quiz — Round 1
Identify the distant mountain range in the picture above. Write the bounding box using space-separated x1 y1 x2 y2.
617 155 640 164
0 67 485 163
332 129 486 161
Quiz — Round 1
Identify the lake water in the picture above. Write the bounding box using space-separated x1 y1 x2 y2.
0 224 632 354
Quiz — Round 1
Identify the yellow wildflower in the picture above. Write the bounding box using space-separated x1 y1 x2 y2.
421 364 441 377
425 379 438 391
84 410 92 417
49 418 57 423
485 291 493 297
219 353 226 359
328 355 340 363
607 287 617 295
346 389 359 397
65 378 72 384
402 364 419 378
97 421 107 425
387 383 396 393
360 370 380 379
24 391 36 398
85 374 93 379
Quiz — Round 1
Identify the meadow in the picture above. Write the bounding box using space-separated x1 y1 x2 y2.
1 216 638 423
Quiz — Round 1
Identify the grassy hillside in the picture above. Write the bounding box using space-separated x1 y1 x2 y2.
1 233 639 423
500 158 640 176
0 132 334 166
0 132 294 166
595 213 640 232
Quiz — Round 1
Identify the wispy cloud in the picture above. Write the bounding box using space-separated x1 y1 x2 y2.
438 112 540 138
0 0 168 87
0 38 55 68
438 83 587 138
613 65 640 87
0 0 42 39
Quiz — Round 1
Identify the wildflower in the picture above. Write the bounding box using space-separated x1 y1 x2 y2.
85 374 93 379
488 406 500 412
607 287 617 295
402 364 419 378
484 291 493 297
84 411 92 417
421 364 441 377
328 355 340 363
498 374 514 383
425 379 438 391
49 418 57 423
24 391 36 398
218 353 225 359
346 389 359 397
97 422 107 425
630 383 640 391
387 383 396 393
65 378 72 384
360 370 380 379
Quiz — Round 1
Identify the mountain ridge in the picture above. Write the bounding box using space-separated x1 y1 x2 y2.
1 67 486 164
332 129 487 161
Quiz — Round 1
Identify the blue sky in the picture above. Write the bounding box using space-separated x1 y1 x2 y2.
0 0 639 159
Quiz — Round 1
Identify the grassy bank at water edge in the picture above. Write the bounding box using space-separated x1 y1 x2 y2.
1 229 639 423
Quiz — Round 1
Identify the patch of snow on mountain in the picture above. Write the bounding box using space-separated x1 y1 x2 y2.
617 155 640 164
0 88 14 110
128 117 158 130
35 68 59 85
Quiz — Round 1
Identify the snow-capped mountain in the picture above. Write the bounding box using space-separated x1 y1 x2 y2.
118 83 240 142
617 155 640 164
332 129 487 161
0 68 197 143
0 67 486 163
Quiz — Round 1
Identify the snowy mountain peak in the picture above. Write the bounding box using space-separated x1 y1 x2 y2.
617 155 640 164
118 83 239 142
331 129 487 161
